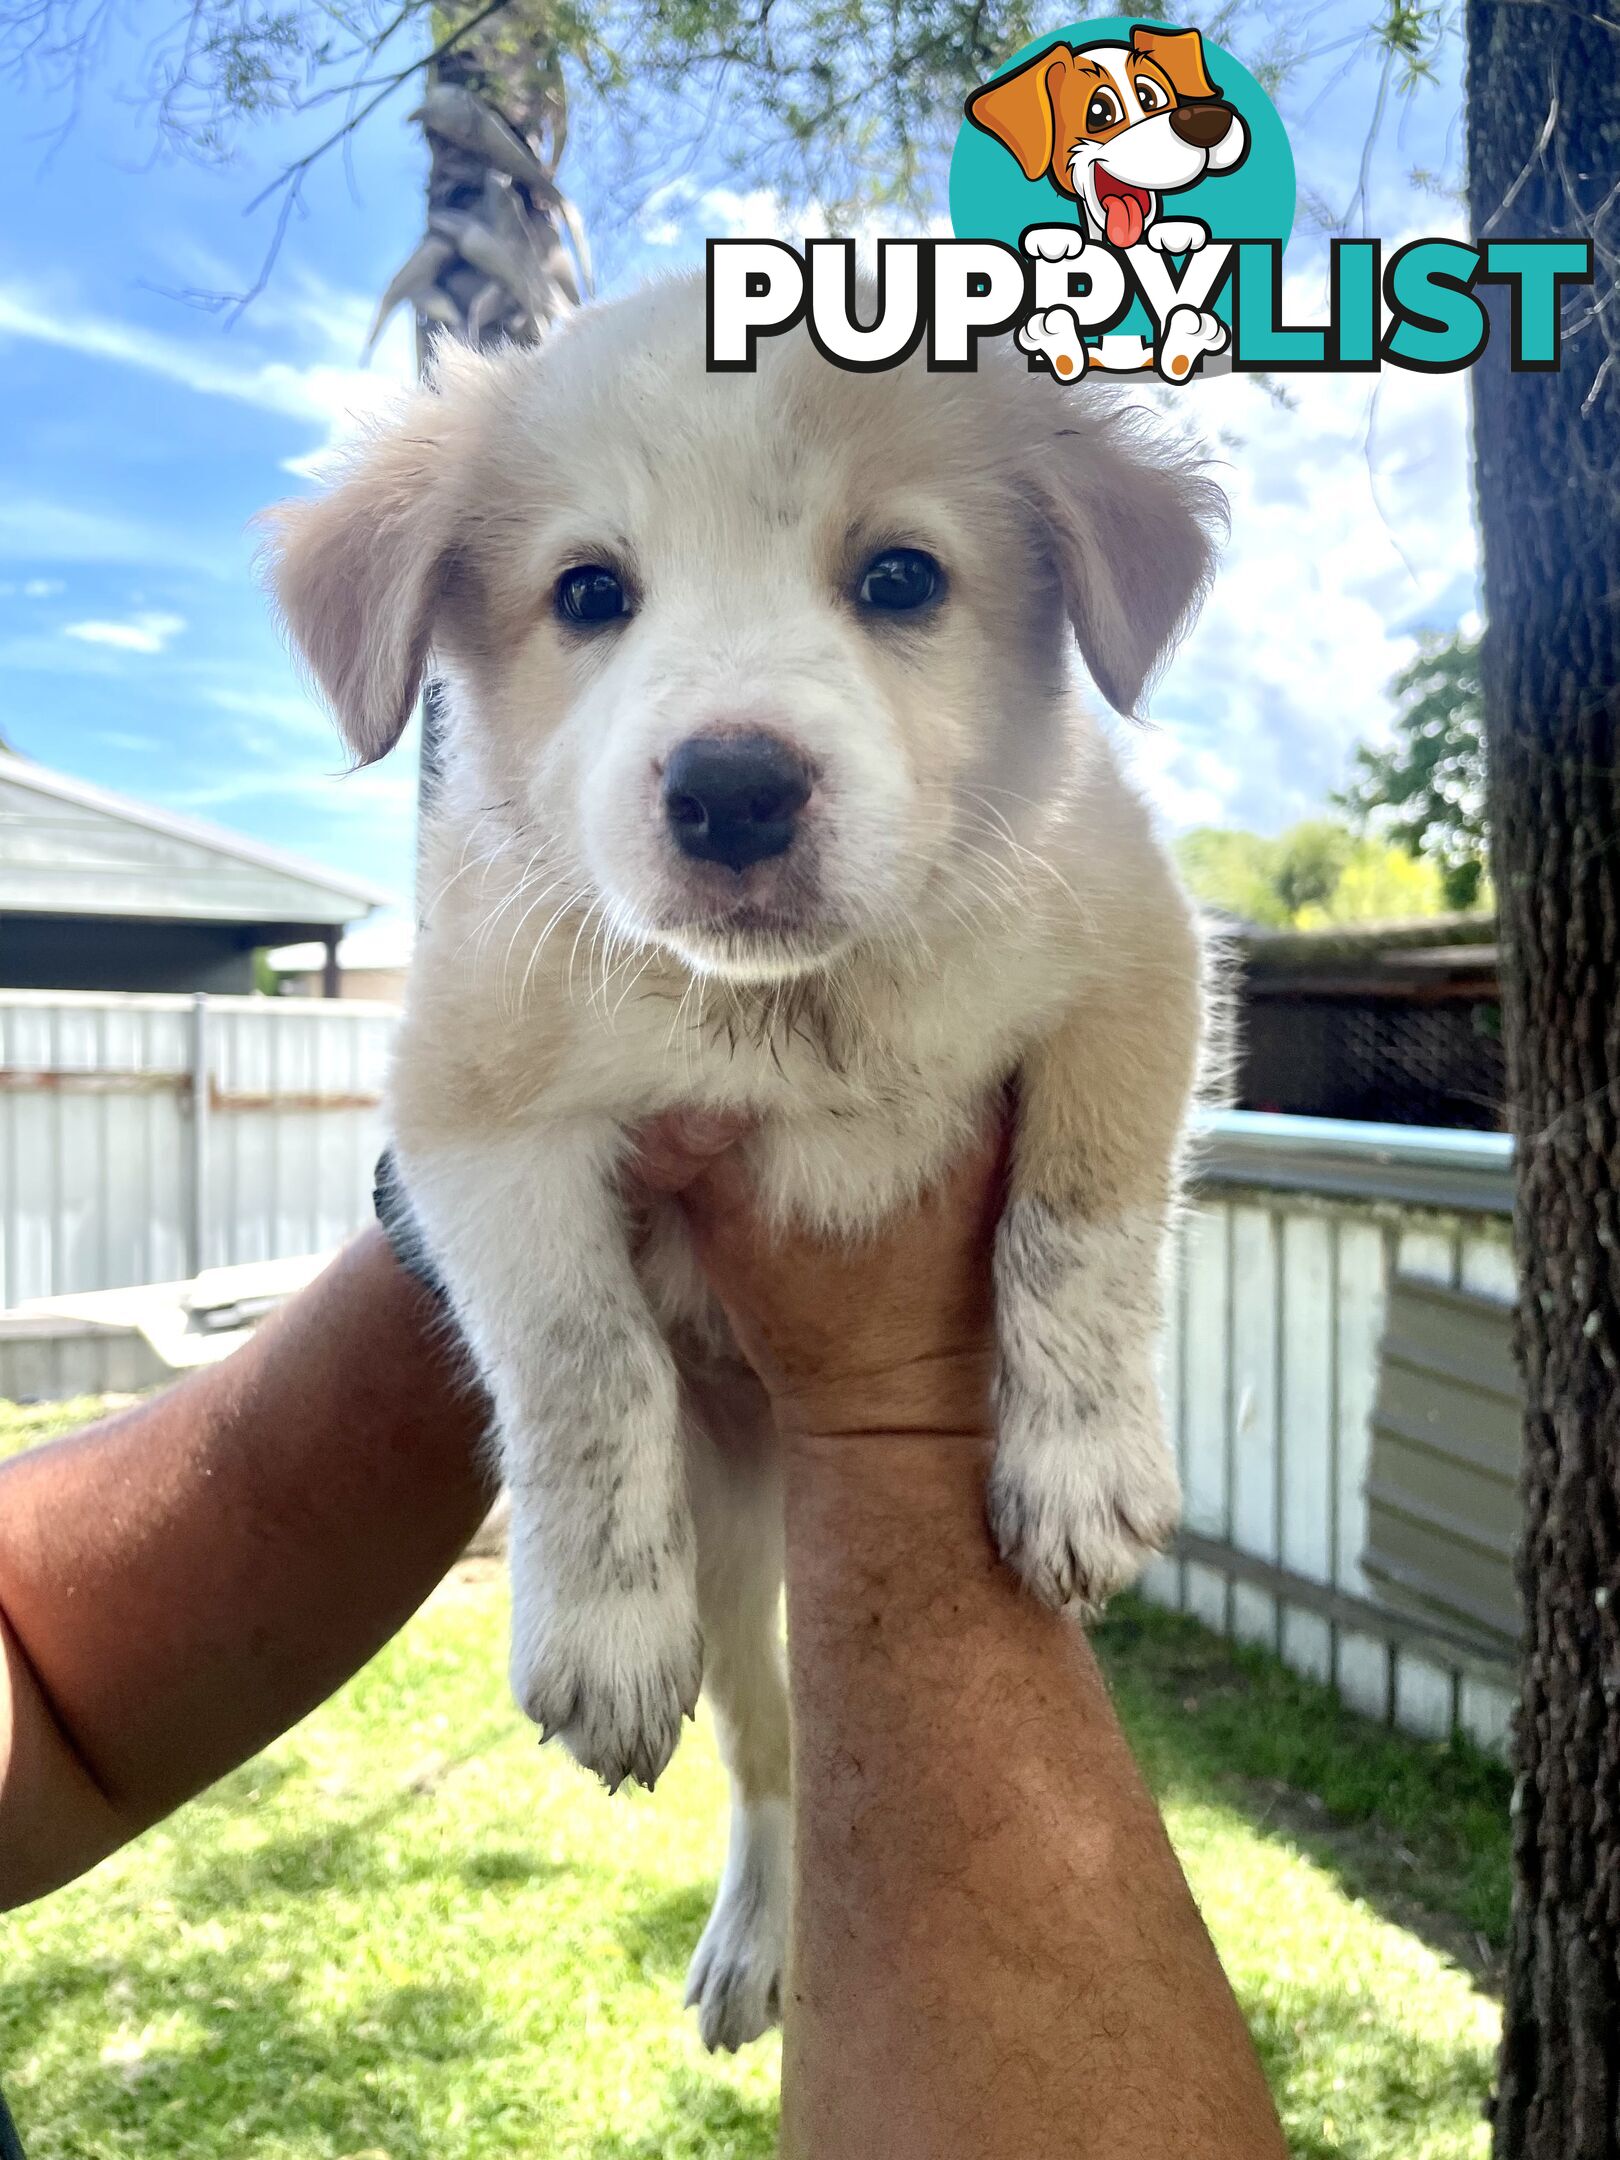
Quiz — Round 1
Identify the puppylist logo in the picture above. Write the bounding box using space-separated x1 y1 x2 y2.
707 16 1593 383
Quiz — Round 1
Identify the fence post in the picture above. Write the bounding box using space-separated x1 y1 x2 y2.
188 993 211 1280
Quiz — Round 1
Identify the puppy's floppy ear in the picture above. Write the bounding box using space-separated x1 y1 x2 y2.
1129 25 1219 102
261 391 455 767
965 44 1073 181
1035 414 1226 719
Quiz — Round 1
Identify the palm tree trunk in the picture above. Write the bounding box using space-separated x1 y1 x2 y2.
371 6 586 870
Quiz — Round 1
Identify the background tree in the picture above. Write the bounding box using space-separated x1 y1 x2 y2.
1174 826 1296 926
1270 817 1356 916
1175 817 1446 926
1338 630 1490 909
1464 2 1620 2152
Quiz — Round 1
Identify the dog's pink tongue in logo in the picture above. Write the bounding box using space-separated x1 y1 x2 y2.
1097 173 1149 248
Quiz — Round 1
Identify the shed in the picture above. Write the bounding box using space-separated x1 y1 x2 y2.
0 750 392 995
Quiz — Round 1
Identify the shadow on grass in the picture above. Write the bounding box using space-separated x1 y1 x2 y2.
614 1880 714 1981
590 2070 778 2159
156 1726 550 1913
160 1812 574 1910
0 1948 489 2160
1095 1598 1513 1984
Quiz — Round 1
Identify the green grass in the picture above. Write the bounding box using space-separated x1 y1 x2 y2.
0 1396 123 1459
2 1402 1509 2159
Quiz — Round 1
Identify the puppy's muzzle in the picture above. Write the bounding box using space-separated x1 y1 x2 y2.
663 732 812 874
1168 102 1235 149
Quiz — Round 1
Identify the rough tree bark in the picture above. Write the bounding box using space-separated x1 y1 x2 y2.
1465 3 1620 2152
373 7 586 845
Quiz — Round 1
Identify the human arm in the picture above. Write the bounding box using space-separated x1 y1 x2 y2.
0 1228 493 1908
0 1114 751 1911
678 1138 1288 2160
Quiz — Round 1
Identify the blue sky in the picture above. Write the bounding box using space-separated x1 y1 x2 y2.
0 6 1477 910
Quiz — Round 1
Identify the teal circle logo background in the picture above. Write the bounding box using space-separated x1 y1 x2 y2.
948 17 1296 342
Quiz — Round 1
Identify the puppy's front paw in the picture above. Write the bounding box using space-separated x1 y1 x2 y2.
987 1411 1180 1619
684 1799 789 2052
992 1200 1180 1617
513 1581 703 1793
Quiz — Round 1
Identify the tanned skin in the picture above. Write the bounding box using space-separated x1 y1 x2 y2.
1 1117 1283 2160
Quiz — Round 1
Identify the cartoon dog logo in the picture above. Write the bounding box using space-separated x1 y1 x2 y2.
966 25 1248 250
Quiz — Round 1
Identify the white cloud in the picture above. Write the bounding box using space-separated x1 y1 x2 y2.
174 764 417 815
63 610 186 655
0 279 416 477
0 497 230 576
1136 327 1476 834
633 182 950 259
203 683 335 746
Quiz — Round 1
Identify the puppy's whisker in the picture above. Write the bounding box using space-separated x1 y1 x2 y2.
608 939 662 1027
492 872 580 1005
463 848 560 969
513 882 595 1015
564 899 608 1008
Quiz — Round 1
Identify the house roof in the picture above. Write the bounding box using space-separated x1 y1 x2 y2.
0 750 395 931
269 911 415 975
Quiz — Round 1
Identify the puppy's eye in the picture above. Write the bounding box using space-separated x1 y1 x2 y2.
857 548 944 614
1135 76 1166 112
1085 88 1122 130
555 564 631 626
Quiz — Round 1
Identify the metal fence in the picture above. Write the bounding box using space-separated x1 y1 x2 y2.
0 994 1527 1753
0 990 394 1305
1146 1111 1519 1754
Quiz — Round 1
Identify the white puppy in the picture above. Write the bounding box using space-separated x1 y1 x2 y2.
266 274 1220 2052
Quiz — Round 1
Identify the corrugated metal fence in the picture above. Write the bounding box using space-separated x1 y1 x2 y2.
0 991 394 1304
0 998 1526 1754
1146 1113 1519 1755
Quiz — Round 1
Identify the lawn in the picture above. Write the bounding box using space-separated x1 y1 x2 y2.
2 1400 1509 2160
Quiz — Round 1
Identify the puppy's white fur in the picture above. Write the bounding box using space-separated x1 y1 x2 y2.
266 274 1220 2052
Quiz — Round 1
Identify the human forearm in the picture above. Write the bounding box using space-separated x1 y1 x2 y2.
0 1229 490 1907
780 1426 1286 2160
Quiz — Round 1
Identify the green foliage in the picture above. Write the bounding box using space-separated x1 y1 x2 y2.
1272 818 1356 917
1337 633 1490 912
1176 819 1450 928
1295 840 1447 926
1175 826 1295 927
0 1556 1503 2160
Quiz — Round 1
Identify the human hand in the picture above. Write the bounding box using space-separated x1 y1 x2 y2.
648 1115 1007 1440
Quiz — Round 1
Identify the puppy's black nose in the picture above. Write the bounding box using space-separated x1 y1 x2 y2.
1169 102 1233 149
663 733 811 873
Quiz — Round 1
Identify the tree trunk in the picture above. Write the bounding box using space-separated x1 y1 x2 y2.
1466 5 1620 2153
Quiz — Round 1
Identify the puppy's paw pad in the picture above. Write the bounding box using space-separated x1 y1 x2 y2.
987 1440 1180 1619
1158 304 1229 379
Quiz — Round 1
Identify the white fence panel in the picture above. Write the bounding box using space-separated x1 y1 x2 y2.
1149 1113 1520 1755
0 991 394 1304
3 1007 1529 1757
